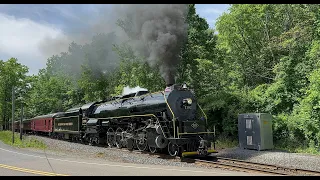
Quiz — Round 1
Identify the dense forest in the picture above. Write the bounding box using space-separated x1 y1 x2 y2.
1 4 320 153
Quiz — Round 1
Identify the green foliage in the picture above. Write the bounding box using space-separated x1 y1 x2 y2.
0 131 46 149
214 136 239 150
0 58 29 126
27 73 70 115
178 4 218 88
2 4 320 154
113 43 165 92
214 4 320 152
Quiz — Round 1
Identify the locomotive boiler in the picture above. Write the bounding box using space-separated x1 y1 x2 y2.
85 83 216 156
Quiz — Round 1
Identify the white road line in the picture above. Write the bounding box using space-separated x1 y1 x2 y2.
0 147 234 175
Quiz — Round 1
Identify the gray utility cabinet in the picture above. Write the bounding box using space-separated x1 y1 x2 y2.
238 113 274 151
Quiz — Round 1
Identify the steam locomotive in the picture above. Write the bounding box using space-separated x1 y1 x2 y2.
14 83 216 157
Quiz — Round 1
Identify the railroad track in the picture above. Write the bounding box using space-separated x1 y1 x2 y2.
126 151 320 176
193 156 320 176
103 149 320 176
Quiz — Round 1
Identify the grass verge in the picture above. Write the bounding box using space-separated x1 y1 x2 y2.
274 139 320 155
213 136 238 150
0 130 47 149
213 137 320 156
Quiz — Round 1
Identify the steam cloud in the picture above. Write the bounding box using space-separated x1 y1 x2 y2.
38 6 127 58
116 4 189 85
37 6 128 79
38 5 189 85
122 86 148 95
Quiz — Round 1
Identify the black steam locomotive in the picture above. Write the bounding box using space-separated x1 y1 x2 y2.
51 83 216 157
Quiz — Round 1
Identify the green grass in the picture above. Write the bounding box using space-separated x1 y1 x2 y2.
0 130 47 149
274 139 320 155
212 136 320 156
291 147 320 155
214 138 320 155
213 136 239 150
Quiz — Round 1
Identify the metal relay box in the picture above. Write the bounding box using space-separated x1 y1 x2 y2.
238 113 274 151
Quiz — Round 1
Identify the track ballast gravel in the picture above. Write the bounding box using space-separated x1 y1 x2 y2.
29 135 320 172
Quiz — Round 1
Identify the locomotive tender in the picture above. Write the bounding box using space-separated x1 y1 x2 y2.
15 83 216 157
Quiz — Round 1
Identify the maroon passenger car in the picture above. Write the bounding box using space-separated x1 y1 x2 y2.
31 112 64 135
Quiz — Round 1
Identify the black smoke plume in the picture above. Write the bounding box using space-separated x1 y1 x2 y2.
116 4 189 85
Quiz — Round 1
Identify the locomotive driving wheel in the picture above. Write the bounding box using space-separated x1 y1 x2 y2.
124 123 135 150
115 127 124 149
107 128 115 147
167 142 179 157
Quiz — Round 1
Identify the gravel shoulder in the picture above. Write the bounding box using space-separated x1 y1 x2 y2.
25 135 209 169
25 135 320 172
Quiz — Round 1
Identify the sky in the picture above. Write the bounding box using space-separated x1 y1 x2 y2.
0 4 230 75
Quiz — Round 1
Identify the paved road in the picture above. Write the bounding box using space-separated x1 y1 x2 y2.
0 141 265 176
0 167 39 176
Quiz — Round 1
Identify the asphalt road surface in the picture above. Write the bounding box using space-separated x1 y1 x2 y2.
0 141 264 176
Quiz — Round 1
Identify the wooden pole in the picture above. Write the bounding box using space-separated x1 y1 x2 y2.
12 86 14 144
20 102 23 140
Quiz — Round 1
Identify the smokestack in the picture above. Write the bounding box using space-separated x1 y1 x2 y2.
164 71 175 86
165 85 173 92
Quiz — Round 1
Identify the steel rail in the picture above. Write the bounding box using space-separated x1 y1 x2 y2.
216 157 320 176
192 156 320 176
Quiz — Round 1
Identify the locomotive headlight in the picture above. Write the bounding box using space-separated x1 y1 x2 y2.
187 98 192 105
182 98 193 109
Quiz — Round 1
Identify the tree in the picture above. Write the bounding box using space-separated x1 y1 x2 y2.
0 58 29 129
178 4 218 89
112 43 165 93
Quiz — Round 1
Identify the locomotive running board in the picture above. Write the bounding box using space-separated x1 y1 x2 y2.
178 132 215 135
181 149 217 157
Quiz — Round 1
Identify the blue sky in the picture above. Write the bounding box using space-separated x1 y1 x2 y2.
0 4 230 75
